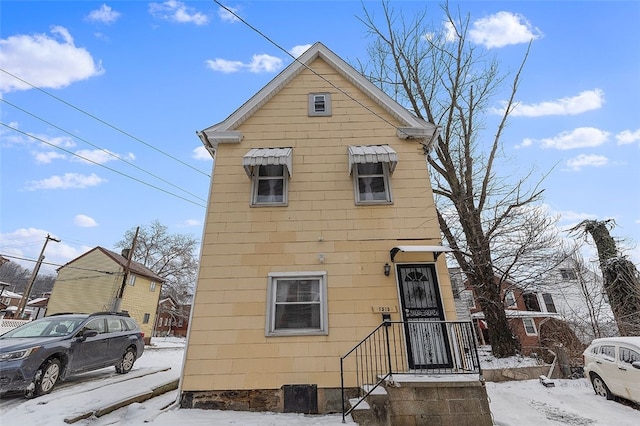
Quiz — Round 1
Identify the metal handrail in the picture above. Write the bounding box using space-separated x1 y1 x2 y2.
340 320 481 423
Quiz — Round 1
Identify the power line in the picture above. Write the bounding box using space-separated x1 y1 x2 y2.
212 0 413 139
0 254 118 275
1 98 207 204
0 68 210 178
0 122 207 208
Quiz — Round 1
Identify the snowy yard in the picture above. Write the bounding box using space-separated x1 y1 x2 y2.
1 337 637 425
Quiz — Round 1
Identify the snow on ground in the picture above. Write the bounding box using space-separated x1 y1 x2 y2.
1 337 638 425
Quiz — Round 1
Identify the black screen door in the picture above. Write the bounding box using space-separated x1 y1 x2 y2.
398 264 451 369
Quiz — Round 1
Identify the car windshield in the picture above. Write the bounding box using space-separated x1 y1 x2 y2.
0 317 85 338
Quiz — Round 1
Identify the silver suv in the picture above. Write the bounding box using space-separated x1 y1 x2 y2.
583 337 640 405
0 312 144 398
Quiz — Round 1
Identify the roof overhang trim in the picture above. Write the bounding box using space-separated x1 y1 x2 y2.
390 245 453 262
197 130 243 157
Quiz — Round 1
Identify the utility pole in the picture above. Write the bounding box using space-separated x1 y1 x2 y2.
16 234 60 318
112 226 139 312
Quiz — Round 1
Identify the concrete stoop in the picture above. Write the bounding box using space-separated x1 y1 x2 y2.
349 376 492 426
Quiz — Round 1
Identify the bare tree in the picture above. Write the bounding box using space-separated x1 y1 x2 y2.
570 219 640 336
0 261 55 298
358 1 560 356
115 220 198 304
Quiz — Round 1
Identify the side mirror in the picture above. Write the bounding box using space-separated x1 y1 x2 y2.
78 330 99 341
632 361 640 370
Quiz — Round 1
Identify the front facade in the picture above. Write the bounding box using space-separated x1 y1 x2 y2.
47 247 163 341
181 42 457 412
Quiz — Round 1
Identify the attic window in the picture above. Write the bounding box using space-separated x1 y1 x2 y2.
308 93 331 116
243 148 292 206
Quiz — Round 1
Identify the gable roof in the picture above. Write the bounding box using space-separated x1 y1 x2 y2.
197 42 439 155
58 246 164 283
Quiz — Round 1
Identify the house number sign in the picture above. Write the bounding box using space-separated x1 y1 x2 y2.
372 306 398 313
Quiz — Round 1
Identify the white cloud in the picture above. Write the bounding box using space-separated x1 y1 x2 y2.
178 218 201 228
616 129 640 145
205 58 244 73
86 4 121 24
74 214 98 227
290 44 312 58
34 151 66 164
72 149 135 164
35 134 76 149
565 154 609 171
247 54 283 73
25 173 107 190
205 54 283 74
506 89 604 117
149 1 208 26
192 145 212 160
218 6 240 23
469 11 542 48
539 127 610 150
0 26 104 93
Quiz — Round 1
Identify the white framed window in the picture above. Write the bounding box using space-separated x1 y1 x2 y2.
522 318 537 335
127 275 136 286
243 148 292 206
252 164 288 205
150 281 156 292
348 145 397 205
308 93 331 116
559 268 577 280
542 293 556 313
504 290 516 307
266 271 328 336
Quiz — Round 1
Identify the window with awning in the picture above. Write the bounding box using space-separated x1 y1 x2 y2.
242 148 292 206
348 145 397 204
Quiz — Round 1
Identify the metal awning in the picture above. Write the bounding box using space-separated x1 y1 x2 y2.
242 147 292 177
348 145 398 174
390 245 454 262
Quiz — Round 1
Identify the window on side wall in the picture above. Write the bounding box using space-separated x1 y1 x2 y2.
143 313 150 324
266 272 328 336
150 281 156 292
243 148 292 207
504 290 516 307
308 93 331 116
253 164 287 205
542 293 557 313
348 145 397 205
522 318 537 335
127 275 136 286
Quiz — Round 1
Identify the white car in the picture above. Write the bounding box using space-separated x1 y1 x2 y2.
583 337 640 405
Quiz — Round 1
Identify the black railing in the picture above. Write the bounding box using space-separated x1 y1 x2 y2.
340 320 481 422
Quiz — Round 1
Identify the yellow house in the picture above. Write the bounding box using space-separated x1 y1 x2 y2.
181 42 478 416
47 246 163 343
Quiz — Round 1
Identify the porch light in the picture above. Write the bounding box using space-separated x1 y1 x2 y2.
384 263 391 276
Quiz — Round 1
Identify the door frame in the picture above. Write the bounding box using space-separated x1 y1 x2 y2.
395 262 452 369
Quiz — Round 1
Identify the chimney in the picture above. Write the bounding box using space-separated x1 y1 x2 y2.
121 248 130 259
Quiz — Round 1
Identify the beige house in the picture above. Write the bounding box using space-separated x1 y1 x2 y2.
47 247 163 342
181 43 482 418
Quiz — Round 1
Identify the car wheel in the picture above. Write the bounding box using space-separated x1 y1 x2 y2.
115 347 136 374
30 358 61 397
591 374 613 400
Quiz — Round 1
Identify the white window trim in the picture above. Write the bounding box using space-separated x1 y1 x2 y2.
250 164 289 207
522 318 537 336
265 271 328 337
352 162 393 205
504 290 516 307
128 275 136 286
308 93 331 116
150 281 157 292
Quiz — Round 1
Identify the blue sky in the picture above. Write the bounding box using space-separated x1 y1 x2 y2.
1 0 639 275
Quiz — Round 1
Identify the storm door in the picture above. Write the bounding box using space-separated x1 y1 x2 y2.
398 264 451 369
